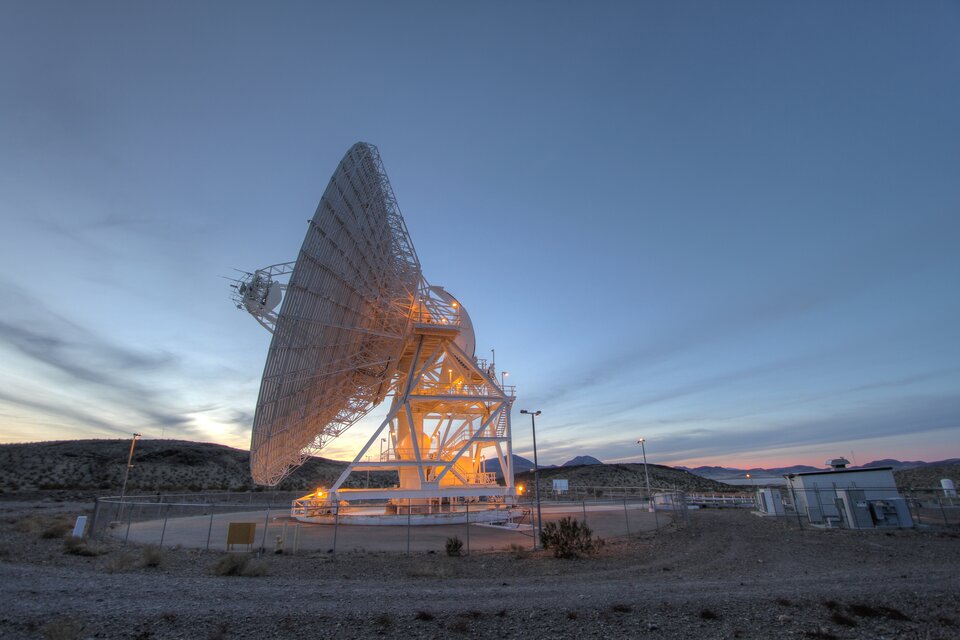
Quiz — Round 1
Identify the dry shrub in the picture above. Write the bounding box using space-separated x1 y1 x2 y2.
448 619 468 633
540 517 598 558
41 616 84 640
374 613 393 628
414 611 435 621
141 545 164 568
700 609 720 620
611 603 632 613
445 536 463 556
508 543 529 559
211 553 267 577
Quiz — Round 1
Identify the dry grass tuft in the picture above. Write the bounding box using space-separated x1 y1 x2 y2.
374 613 393 628
448 619 469 633
62 537 103 557
210 553 267 577
699 608 720 620
414 611 435 621
104 552 136 573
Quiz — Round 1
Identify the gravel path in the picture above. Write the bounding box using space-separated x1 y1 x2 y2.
2 500 958 639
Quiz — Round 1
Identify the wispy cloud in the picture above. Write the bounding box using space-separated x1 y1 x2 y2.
0 278 249 442
567 393 960 465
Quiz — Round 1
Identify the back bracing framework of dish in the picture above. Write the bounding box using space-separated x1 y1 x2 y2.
232 142 520 523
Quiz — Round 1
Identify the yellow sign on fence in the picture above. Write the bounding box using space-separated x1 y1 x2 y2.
226 522 256 550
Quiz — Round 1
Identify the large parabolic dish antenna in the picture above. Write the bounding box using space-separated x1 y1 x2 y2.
232 143 517 522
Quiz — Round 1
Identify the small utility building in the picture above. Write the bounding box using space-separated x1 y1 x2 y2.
784 458 913 529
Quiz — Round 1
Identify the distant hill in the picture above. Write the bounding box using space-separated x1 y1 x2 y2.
681 459 960 482
516 463 735 494
894 462 960 489
680 464 819 481
0 439 396 493
859 458 960 471
563 455 602 467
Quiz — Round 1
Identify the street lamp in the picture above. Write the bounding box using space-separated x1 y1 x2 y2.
500 370 509 389
637 437 652 507
380 437 386 461
520 409 543 548
120 433 142 499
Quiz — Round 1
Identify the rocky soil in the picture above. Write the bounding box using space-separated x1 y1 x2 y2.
1 496 958 639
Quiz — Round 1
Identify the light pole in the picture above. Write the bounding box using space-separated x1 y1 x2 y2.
520 409 543 548
380 437 386 461
637 437 652 507
120 433 142 499
500 370 509 389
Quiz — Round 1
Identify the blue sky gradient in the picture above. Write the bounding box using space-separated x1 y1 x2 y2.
1 1 958 468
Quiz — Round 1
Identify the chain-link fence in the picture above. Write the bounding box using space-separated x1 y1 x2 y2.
87 489 687 554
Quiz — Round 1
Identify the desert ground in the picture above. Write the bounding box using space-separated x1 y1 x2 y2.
1 494 958 639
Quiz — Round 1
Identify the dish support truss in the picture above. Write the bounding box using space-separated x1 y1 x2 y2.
292 316 518 519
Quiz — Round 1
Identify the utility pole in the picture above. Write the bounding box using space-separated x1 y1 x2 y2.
120 433 142 499
520 410 543 547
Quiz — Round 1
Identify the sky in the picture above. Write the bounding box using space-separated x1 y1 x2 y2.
0 1 958 470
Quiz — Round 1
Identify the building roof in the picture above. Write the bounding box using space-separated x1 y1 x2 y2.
784 466 894 478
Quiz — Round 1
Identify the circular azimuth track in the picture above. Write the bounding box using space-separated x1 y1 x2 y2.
250 143 422 485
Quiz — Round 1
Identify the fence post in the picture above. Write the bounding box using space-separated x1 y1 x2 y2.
582 499 587 525
293 523 300 556
124 503 134 544
937 496 948 527
465 502 470 556
206 511 214 551
259 509 270 554
406 507 411 555
623 497 630 536
87 498 100 539
788 485 804 531
333 503 340 554
159 503 170 547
